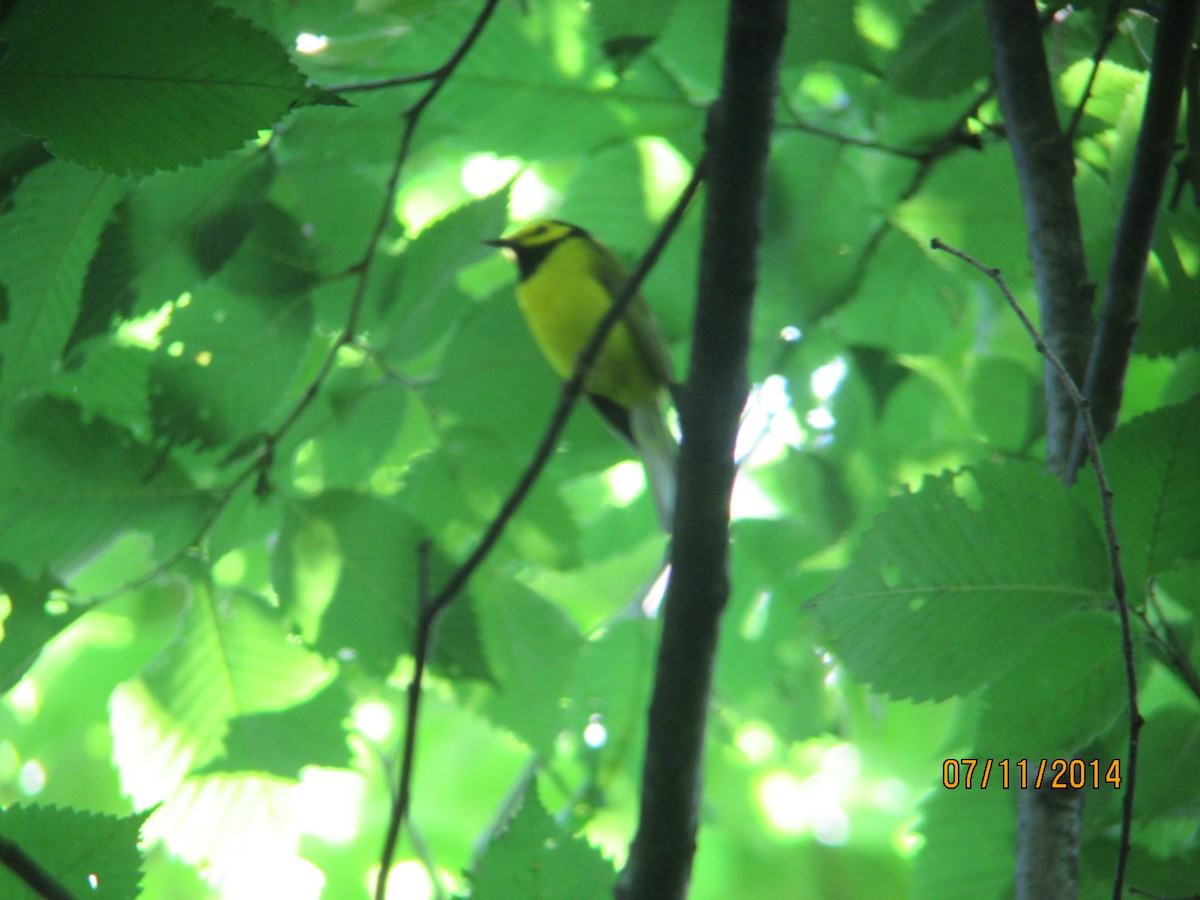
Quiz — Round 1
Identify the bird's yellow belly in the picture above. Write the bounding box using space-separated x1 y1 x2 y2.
518 279 659 409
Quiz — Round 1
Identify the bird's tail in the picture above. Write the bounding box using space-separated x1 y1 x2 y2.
630 398 678 533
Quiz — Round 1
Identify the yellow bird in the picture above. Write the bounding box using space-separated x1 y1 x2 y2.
486 220 678 530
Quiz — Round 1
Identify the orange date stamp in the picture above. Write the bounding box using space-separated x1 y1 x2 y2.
941 758 1122 790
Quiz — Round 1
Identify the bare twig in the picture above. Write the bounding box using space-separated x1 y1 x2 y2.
325 69 444 94
931 237 1141 900
270 0 503 458
354 4 504 894
1064 0 1126 143
1130 887 1200 899
375 539 435 900
1139 590 1200 701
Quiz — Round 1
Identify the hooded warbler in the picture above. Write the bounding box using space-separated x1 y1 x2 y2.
486 220 677 530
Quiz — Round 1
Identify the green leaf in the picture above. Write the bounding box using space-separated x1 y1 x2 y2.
373 191 509 363
814 461 1111 700
125 154 274 311
271 491 491 681
913 787 1014 899
141 577 334 769
468 785 615 900
148 282 313 450
786 0 873 71
0 396 217 580
565 618 655 772
0 562 76 692
0 162 126 402
437 4 627 158
830 230 963 356
426 297 556 449
968 357 1036 453
591 0 680 73
0 804 150 900
217 203 319 298
202 679 353 778
1139 210 1200 356
265 135 386 275
877 369 977 469
478 580 584 757
1135 705 1200 820
649 0 725 98
895 146 1031 291
975 611 1129 760
885 0 991 98
1059 58 1146 130
49 343 153 438
723 520 838 738
0 0 320 174
1083 395 1200 592
760 133 885 322
439 425 585 569
293 370 413 491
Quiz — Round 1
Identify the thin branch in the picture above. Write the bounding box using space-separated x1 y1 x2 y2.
1139 589 1200 701
776 92 990 164
325 69 443 94
1064 0 1126 143
931 237 1141 900
775 114 930 160
268 0 503 456
288 8 510 899
1130 887 1200 899
375 539 435 900
1068 0 1200 472
374 159 706 896
792 82 995 325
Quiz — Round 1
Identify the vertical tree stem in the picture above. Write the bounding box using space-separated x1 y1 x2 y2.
617 2 787 898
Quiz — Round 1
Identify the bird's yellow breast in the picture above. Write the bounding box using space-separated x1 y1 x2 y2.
515 237 662 409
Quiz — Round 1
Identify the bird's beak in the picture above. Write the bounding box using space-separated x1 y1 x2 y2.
483 237 512 249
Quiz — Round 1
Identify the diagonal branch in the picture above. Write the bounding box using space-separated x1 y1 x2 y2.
0 833 75 900
375 161 706 899
269 0 504 453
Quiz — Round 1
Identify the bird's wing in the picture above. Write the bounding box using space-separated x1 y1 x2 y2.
588 240 676 389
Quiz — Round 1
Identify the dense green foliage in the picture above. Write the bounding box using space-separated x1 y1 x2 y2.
0 0 1198 897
